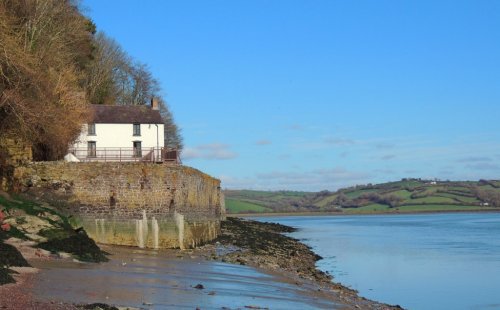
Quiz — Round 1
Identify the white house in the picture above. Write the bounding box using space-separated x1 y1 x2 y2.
69 99 169 162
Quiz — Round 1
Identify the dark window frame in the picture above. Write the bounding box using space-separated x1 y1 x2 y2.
133 141 142 157
133 123 141 136
88 141 96 157
88 123 96 136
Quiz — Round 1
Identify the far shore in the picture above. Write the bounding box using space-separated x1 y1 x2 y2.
233 208 500 218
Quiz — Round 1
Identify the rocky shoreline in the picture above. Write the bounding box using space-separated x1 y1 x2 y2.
193 217 402 310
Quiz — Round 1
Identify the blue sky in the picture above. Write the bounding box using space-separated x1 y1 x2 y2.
83 0 500 191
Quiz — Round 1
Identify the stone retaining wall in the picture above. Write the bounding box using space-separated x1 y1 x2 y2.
0 138 32 191
11 162 225 249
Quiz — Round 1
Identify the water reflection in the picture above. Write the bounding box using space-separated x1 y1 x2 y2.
258 213 500 310
31 247 340 309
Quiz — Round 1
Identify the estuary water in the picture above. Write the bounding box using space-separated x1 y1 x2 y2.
31 246 341 309
258 213 500 310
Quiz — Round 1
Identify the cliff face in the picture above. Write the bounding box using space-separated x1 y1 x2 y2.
11 162 225 249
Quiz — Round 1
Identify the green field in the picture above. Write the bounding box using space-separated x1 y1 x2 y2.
314 194 339 208
224 179 500 214
344 188 378 199
225 198 271 213
344 203 390 213
408 196 458 204
436 192 479 204
389 190 413 199
345 204 496 214
396 204 495 212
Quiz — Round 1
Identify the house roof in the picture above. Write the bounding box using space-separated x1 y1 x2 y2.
90 104 163 124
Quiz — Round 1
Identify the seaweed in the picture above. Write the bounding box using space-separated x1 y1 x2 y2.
38 229 109 263
0 242 30 267
79 303 119 310
0 242 29 285
0 267 15 285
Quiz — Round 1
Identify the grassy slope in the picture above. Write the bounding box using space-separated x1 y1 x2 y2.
345 204 492 214
344 203 390 213
224 179 500 214
224 190 313 213
225 198 271 213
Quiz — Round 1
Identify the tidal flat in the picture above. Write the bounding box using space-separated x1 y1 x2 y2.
30 247 340 309
1 218 398 309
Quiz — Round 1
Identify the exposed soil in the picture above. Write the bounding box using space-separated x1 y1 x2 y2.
0 270 80 310
0 268 122 310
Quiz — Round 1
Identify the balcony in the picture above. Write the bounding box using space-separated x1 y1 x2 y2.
68 147 180 164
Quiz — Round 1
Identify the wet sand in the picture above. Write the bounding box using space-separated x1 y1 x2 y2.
29 245 343 309
1 217 397 309
0 267 80 310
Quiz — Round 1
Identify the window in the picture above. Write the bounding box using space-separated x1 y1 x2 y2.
88 123 96 135
133 123 141 136
88 141 96 157
133 141 142 157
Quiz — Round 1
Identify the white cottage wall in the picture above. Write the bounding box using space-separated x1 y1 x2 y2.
73 123 165 150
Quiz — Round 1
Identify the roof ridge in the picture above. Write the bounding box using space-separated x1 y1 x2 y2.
89 104 163 124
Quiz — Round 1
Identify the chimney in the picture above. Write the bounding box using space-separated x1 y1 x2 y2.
151 97 159 110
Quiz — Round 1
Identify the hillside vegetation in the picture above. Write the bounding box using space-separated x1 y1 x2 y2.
224 179 500 214
0 0 182 161
224 190 313 213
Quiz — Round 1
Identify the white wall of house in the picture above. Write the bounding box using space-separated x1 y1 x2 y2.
73 123 165 150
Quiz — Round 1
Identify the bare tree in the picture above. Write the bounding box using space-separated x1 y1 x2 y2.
84 32 128 105
84 32 183 150
0 0 93 160
129 62 160 105
158 98 183 150
85 33 158 106
1 0 183 160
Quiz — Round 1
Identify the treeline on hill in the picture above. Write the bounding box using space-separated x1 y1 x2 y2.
0 0 182 161
224 179 500 214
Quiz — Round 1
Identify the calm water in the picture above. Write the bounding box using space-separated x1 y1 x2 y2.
258 213 500 310
31 246 340 309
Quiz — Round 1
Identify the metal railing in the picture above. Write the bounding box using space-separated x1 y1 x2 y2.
68 147 180 164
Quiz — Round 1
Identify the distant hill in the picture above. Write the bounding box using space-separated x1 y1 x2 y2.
224 190 314 213
224 179 500 214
